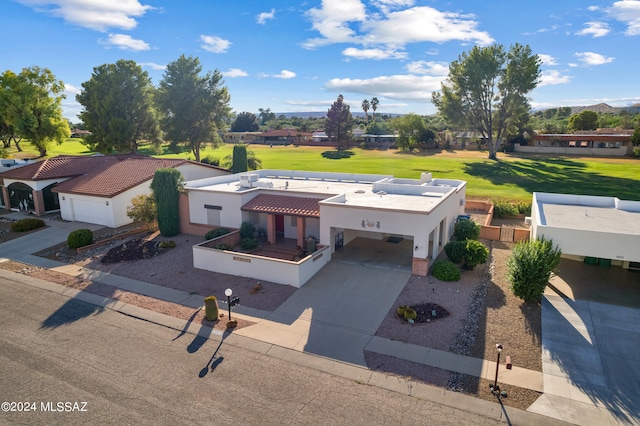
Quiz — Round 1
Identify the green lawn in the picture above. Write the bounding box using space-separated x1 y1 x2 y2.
5 139 639 202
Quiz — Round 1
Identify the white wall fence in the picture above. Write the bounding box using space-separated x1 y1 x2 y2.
192 243 331 288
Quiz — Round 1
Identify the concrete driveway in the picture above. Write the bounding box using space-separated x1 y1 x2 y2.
528 262 640 425
236 249 411 366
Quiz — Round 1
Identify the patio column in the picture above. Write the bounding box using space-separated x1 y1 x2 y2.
431 225 439 259
1 186 9 209
266 213 277 245
33 189 45 216
297 216 305 248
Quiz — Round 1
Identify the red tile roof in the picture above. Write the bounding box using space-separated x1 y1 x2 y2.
241 194 321 217
0 154 202 197
52 157 187 197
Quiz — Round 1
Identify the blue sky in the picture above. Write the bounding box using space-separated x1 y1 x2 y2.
3 0 640 121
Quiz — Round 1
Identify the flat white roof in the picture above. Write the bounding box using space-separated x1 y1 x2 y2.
186 170 466 213
534 192 640 236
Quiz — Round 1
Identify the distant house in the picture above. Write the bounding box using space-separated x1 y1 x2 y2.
0 154 229 227
522 128 633 156
254 129 313 145
70 129 91 138
223 132 261 144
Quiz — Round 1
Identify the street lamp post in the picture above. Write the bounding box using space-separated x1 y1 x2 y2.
491 343 503 393
225 288 233 321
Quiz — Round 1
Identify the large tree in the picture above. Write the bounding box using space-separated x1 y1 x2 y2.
433 43 541 160
325 94 353 149
568 110 599 131
370 97 379 121
361 99 370 123
77 59 160 154
392 113 435 151
155 55 231 162
0 67 69 157
231 112 259 132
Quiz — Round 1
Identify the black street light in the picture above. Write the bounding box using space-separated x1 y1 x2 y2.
490 343 508 397
224 288 240 322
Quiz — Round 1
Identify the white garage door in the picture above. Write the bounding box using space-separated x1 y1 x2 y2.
71 198 110 226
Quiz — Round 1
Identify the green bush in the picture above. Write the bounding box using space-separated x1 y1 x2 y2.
159 240 176 248
215 243 234 251
204 228 230 240
508 238 561 302
240 238 258 250
492 199 519 218
462 239 489 270
515 200 532 216
10 218 45 232
67 229 94 249
444 240 466 263
431 260 461 281
454 219 480 241
240 222 255 239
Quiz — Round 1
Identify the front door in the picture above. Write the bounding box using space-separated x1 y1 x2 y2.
276 215 285 236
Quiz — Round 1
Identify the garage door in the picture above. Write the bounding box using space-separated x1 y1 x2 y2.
71 198 110 226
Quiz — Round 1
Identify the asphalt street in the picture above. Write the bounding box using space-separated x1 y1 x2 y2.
0 279 504 426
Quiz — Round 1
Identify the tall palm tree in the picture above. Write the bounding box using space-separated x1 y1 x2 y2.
361 99 370 123
370 97 379 122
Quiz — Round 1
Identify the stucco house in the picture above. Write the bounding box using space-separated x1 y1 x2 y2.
530 192 640 270
0 154 229 228
186 170 467 286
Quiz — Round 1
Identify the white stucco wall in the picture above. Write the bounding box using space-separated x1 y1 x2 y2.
176 163 229 181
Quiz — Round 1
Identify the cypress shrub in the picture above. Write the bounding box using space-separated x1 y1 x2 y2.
239 221 255 239
67 229 94 249
150 168 182 237
232 144 248 173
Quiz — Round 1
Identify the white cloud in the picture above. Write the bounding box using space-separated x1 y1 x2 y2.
273 70 296 79
342 47 407 60
140 62 166 71
588 6 601 11
538 54 558 66
405 61 448 75
257 8 275 24
222 68 248 78
17 0 152 31
538 70 572 86
575 21 610 37
63 83 81 95
575 51 615 65
200 35 231 53
259 70 296 79
304 2 493 55
608 0 640 35
325 74 444 101
303 0 367 48
101 33 150 51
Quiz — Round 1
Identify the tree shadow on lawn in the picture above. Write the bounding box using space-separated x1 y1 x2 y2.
321 150 355 159
463 158 639 200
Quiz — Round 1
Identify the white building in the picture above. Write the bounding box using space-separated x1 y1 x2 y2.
186 170 467 286
531 192 640 270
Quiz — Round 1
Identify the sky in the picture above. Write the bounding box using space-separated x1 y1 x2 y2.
3 0 640 121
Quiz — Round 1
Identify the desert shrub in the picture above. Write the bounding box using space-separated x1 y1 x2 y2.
514 200 532 216
431 260 461 281
508 237 561 302
240 238 258 250
67 228 94 249
204 228 230 240
215 243 233 251
126 194 157 231
492 199 519 218
159 240 176 248
454 219 480 241
10 218 45 232
462 239 489 270
240 222 255 239
444 240 466 263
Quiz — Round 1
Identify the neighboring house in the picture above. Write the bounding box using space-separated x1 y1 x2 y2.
522 130 633 156
187 170 467 286
0 154 229 228
223 132 261 144
254 129 313 145
530 192 640 270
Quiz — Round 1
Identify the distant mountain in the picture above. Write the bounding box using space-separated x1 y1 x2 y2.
569 103 640 114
